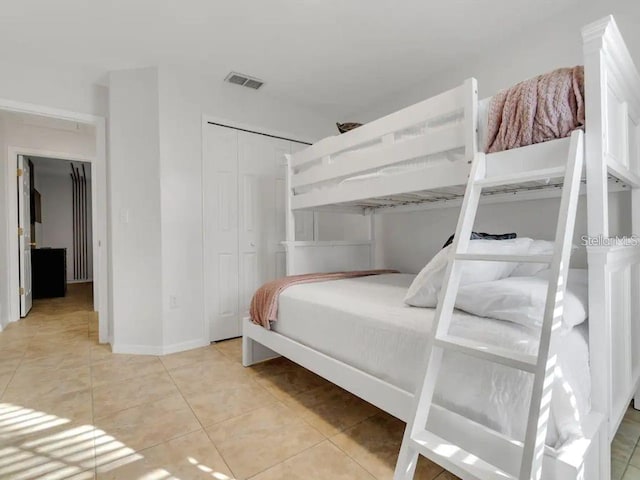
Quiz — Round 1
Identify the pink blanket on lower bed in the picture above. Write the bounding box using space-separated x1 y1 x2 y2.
485 66 585 153
250 270 398 329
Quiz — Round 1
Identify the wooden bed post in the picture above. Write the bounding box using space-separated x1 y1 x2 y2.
369 214 377 269
285 153 296 275
583 18 610 239
463 77 479 162
583 16 613 480
583 14 640 479
634 182 640 412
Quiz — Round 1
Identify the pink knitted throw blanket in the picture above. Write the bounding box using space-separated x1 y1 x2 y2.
250 270 398 329
485 66 585 153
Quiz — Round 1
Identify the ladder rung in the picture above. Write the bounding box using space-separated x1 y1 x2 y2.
410 430 517 480
434 335 537 373
455 253 553 264
477 166 566 188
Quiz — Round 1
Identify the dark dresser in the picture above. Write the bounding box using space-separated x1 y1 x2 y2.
32 248 67 298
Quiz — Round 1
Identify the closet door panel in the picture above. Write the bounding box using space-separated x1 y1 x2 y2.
204 125 240 341
238 132 290 318
204 125 313 341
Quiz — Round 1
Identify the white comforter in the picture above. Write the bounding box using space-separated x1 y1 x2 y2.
274 273 590 448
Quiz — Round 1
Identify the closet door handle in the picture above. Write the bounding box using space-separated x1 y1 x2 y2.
250 242 256 247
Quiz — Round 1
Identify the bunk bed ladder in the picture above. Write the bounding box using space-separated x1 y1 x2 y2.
394 130 585 480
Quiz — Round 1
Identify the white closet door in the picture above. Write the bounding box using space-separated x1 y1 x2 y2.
238 132 290 320
204 124 313 341
204 125 240 341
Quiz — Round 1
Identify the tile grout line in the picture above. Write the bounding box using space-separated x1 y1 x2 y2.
162 354 285 429
240 434 326 480
89 316 98 480
160 354 238 478
91 382 203 473
170 347 334 479
622 419 640 479
0 344 28 400
93 370 202 460
325 412 411 480
214 343 385 479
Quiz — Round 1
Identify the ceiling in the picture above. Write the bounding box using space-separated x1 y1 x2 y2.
0 0 582 117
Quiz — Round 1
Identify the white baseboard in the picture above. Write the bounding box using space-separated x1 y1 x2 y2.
111 338 210 356
111 343 164 355
162 338 210 355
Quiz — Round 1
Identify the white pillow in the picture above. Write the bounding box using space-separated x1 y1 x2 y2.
511 241 581 277
510 240 555 277
404 237 533 307
455 268 588 332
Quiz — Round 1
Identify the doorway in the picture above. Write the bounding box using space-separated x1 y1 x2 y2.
0 104 108 343
18 156 94 318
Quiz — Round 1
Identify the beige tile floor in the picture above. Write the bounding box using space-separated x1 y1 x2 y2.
0 284 637 480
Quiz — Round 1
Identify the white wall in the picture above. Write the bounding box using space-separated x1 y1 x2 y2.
380 193 631 274
353 0 640 122
104 65 342 353
0 113 96 328
0 117 6 329
157 66 341 350
0 58 107 329
33 165 93 282
350 0 640 273
108 67 163 352
0 59 107 118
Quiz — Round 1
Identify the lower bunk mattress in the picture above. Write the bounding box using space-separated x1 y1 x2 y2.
272 273 591 449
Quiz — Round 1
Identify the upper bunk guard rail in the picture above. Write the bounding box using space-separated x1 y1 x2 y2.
288 78 478 211
291 78 478 171
291 126 465 189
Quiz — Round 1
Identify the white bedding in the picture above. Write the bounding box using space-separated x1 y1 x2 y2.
273 273 590 448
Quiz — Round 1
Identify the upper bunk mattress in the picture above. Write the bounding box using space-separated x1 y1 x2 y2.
273 273 590 449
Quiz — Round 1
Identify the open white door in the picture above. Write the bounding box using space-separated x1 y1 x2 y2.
17 155 33 317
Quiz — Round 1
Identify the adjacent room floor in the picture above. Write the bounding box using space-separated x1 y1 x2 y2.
0 287 639 480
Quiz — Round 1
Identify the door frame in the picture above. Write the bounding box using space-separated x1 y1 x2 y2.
17 154 33 317
201 114 315 342
1 99 109 344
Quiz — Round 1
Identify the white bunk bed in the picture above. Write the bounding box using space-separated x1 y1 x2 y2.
242 16 640 480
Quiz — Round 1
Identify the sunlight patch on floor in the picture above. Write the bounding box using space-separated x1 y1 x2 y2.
0 402 236 479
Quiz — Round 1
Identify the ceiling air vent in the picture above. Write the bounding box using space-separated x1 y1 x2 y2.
225 72 264 90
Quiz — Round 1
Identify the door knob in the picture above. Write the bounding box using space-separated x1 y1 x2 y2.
250 242 256 247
